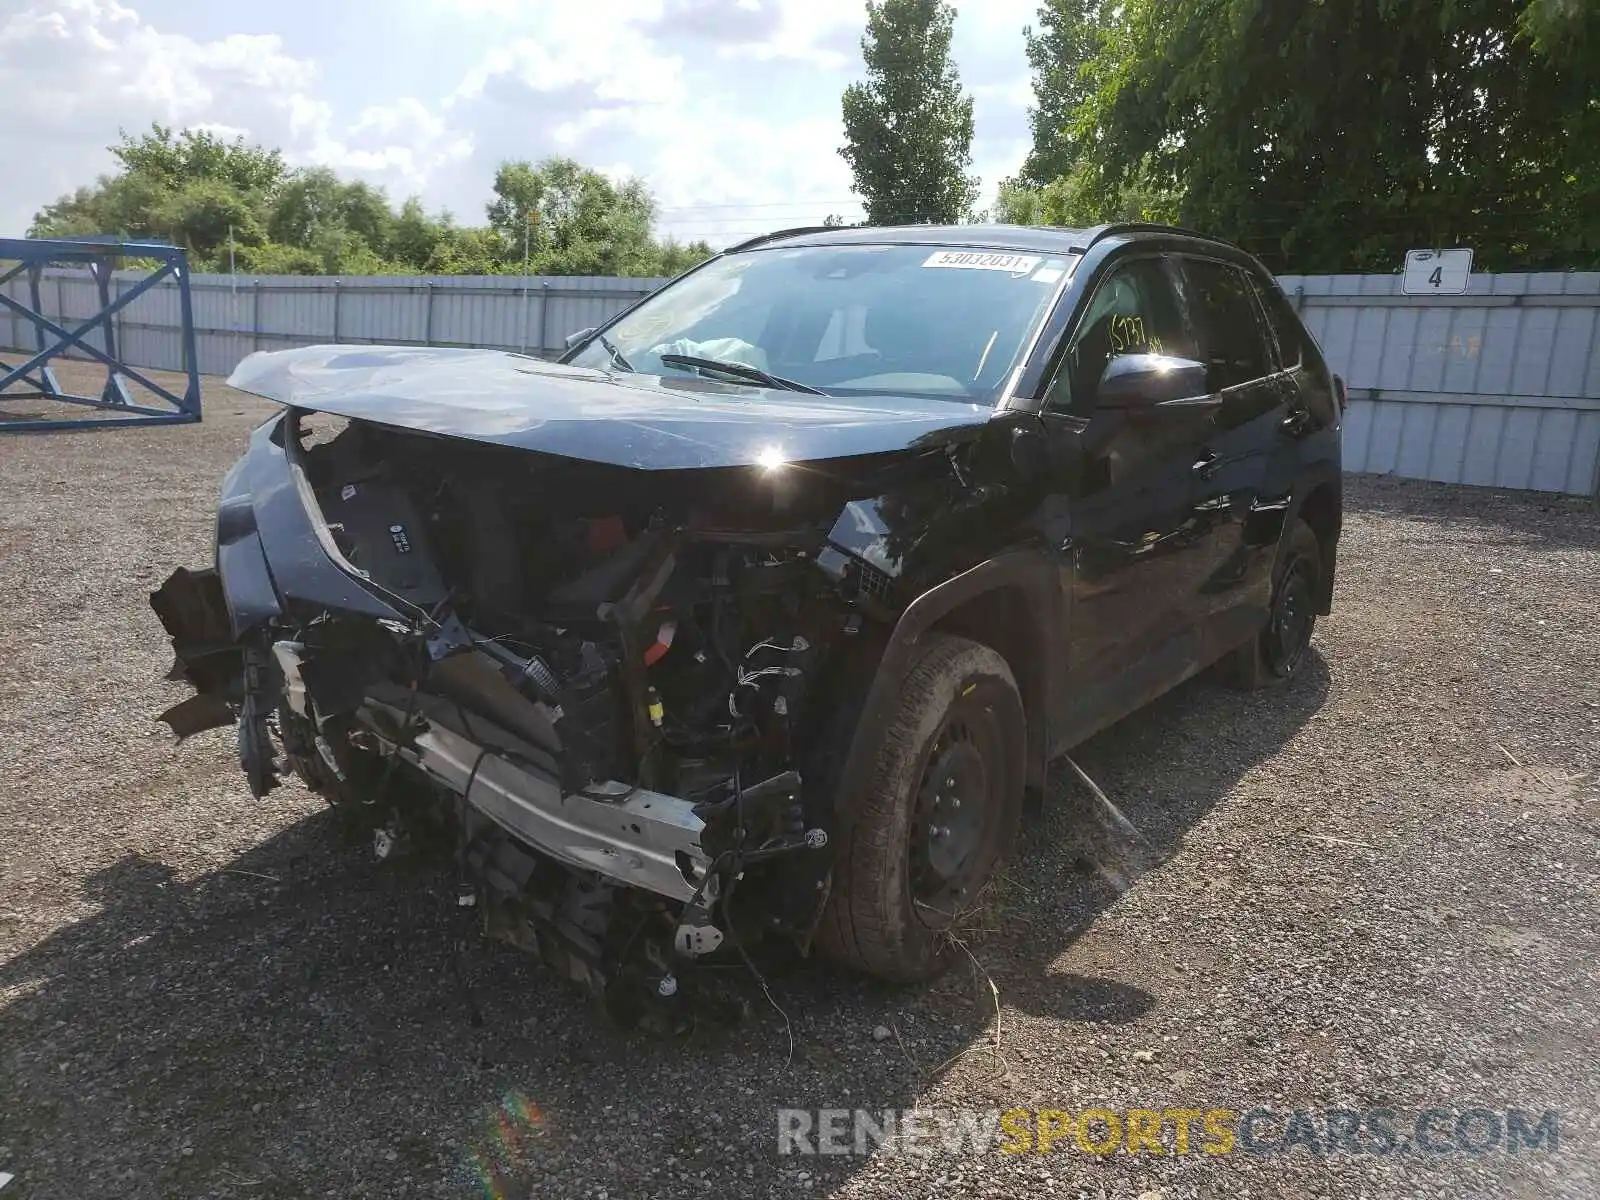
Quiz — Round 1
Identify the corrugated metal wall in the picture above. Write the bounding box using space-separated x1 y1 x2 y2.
6 266 1599 497
0 271 658 378
1282 272 1600 496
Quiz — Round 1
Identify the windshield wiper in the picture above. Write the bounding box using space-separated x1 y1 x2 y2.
596 332 633 373
658 353 824 395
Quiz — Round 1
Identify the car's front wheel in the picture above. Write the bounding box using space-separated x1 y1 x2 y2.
819 633 1025 982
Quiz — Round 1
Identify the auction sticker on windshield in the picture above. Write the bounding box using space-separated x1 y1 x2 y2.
922 250 1041 276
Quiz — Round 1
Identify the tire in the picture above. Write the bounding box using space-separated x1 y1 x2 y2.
818 633 1025 982
1219 518 1321 690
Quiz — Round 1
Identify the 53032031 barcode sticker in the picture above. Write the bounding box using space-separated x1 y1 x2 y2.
922 250 1042 276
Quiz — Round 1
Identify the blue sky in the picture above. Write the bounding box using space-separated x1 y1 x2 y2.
0 0 1039 247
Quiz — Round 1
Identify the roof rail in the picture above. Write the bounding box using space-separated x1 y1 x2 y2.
1083 221 1212 245
724 225 848 253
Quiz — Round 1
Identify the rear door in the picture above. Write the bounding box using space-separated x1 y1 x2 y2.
1171 255 1292 655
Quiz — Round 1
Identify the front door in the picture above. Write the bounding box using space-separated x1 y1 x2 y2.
1027 254 1223 745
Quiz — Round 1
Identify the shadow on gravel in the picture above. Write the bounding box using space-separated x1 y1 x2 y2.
0 655 1329 1200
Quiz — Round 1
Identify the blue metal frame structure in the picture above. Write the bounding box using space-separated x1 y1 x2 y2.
0 237 201 433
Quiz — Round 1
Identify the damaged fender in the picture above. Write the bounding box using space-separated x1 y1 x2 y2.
830 551 1060 835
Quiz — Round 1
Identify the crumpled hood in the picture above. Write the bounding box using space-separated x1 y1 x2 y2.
227 345 993 470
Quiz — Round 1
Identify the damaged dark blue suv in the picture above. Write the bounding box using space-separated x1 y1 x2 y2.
152 222 1342 1020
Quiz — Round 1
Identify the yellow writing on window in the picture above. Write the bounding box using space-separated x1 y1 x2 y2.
1109 313 1163 356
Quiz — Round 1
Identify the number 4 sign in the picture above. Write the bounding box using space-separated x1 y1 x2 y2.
1403 248 1474 295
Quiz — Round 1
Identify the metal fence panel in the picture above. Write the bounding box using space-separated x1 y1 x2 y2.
1465 408 1498 485
1282 271 1600 496
6 264 1600 496
1428 403 1472 480
1569 412 1600 495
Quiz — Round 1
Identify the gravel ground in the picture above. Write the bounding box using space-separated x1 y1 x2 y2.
2 363 1598 1199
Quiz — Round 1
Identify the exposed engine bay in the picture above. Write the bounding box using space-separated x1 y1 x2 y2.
153 408 942 1026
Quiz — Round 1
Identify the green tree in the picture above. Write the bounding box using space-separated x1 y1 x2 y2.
301 225 392 275
154 178 267 266
237 241 324 275
1515 0 1600 260
423 226 510 276
30 126 710 277
652 237 716 276
332 181 396 258
487 157 679 276
28 185 118 239
1020 0 1104 186
266 168 341 246
484 159 543 244
268 168 395 259
1061 0 1599 271
391 197 447 269
29 124 286 262
109 125 287 198
992 157 1180 228
840 0 979 225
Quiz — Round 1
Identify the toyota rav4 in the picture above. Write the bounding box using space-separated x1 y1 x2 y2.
151 222 1343 1022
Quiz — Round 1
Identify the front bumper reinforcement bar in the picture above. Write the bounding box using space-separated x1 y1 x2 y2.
358 695 711 902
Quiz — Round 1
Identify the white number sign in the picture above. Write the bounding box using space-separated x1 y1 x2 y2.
1403 248 1473 296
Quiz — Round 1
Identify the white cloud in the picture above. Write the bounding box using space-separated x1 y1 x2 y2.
454 33 685 109
0 1 308 141
0 0 1040 243
0 0 470 229
305 97 473 189
643 0 862 69
436 5 861 242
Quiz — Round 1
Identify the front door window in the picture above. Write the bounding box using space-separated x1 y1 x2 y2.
1044 257 1190 415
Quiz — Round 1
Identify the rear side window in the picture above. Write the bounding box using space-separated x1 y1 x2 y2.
1248 275 1306 370
1177 258 1274 391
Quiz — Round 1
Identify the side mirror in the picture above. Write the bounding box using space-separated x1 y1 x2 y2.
1096 353 1209 410
564 326 597 350
1009 422 1051 479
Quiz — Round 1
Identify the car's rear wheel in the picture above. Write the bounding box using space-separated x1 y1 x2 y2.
819 634 1024 982
1219 518 1321 689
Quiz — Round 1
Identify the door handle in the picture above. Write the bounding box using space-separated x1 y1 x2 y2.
1192 452 1221 479
1280 406 1313 437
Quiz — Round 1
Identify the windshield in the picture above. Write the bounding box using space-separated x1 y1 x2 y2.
566 243 1073 404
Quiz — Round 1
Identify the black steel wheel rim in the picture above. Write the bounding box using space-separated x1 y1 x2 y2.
1268 558 1314 675
909 689 1003 924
